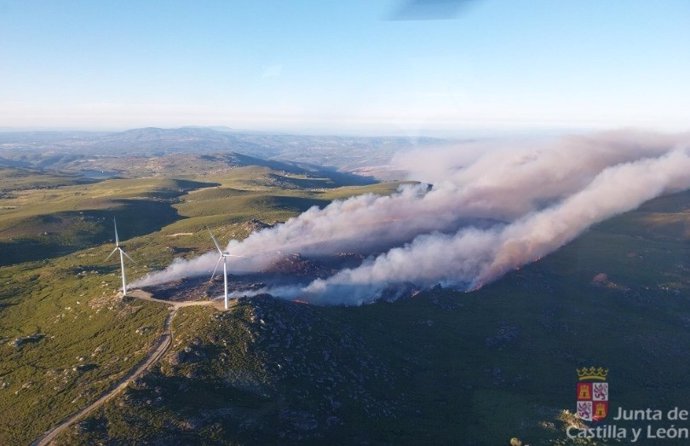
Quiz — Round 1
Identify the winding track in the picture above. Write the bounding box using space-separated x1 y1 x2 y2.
32 291 221 446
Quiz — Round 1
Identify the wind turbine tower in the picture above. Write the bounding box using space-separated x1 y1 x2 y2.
106 218 134 296
208 228 241 310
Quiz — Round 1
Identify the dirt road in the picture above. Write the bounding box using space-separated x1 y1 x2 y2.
32 291 221 446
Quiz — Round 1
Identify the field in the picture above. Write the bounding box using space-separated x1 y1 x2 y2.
1 158 690 445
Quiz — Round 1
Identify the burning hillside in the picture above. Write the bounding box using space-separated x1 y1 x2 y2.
139 252 368 303
133 131 690 305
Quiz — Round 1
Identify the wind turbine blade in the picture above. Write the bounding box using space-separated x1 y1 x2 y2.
105 247 118 261
210 256 222 281
226 254 244 258
208 228 223 254
210 233 223 254
121 249 135 264
113 218 120 246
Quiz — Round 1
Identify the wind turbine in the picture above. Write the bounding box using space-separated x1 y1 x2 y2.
106 218 134 296
208 228 241 310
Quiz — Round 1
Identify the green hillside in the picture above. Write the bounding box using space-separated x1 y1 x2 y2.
3 159 689 445
0 175 213 265
0 161 400 445
50 191 690 445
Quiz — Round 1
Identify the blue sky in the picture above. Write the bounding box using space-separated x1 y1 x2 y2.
1 0 689 135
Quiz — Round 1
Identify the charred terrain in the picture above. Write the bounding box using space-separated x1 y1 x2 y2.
1 131 689 445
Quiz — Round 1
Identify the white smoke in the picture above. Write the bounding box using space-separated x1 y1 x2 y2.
133 130 690 305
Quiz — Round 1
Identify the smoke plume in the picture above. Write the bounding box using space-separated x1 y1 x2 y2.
133 130 690 305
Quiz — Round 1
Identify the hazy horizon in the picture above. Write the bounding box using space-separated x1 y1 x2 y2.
0 123 599 140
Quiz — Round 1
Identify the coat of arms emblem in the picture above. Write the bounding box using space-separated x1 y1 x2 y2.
576 367 609 421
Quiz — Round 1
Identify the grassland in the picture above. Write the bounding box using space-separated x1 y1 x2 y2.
0 172 214 265
48 189 690 445
0 161 401 445
0 259 169 444
0 167 93 193
3 157 690 445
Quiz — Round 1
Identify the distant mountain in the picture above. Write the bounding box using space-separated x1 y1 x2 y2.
88 127 276 157
0 150 374 186
0 127 448 173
